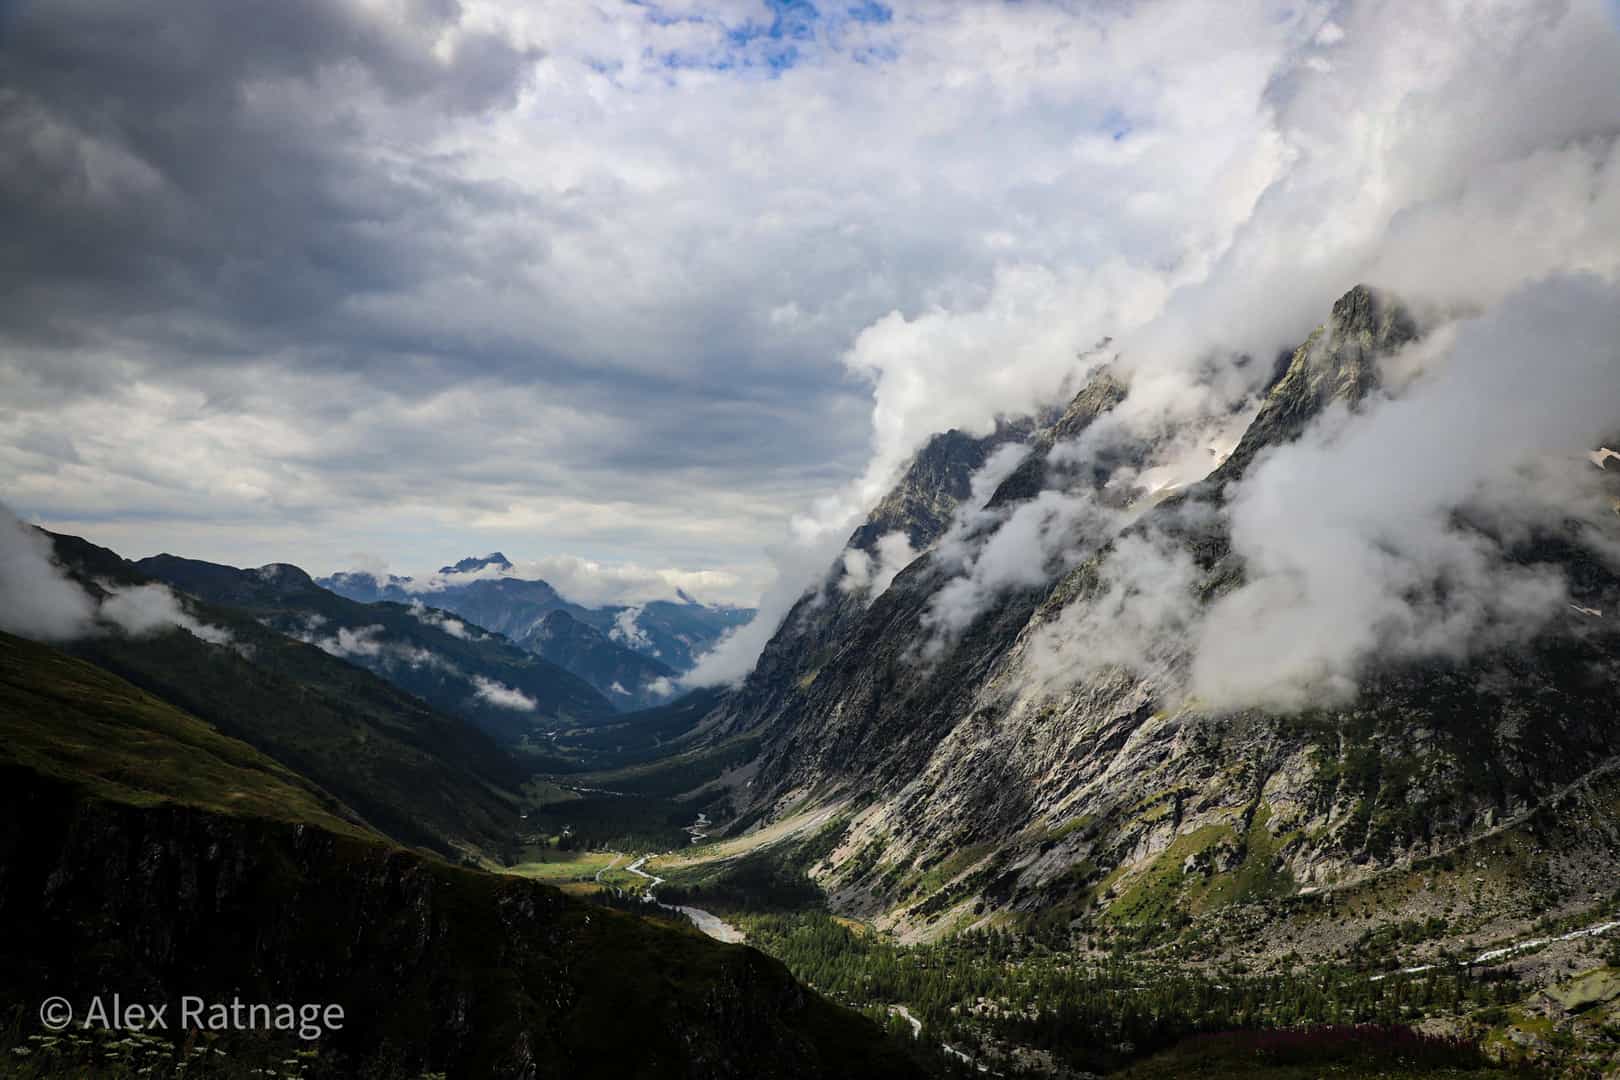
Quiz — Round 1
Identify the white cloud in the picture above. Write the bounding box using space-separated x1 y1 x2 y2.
682 485 876 687
0 504 96 641
403 554 753 608
470 675 536 711
7 0 1620 696
292 621 454 673
837 529 917 601
311 623 386 659
408 599 470 639
1024 528 1203 692
0 503 232 645
97 583 234 646
1190 276 1620 710
608 605 652 650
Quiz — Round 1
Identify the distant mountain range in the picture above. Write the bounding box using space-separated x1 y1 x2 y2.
135 552 621 739
319 555 754 708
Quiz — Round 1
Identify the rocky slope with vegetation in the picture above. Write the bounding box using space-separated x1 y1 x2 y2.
694 286 1620 955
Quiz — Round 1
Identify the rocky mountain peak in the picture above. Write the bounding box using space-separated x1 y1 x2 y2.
1212 283 1417 487
986 366 1129 508
850 420 1035 555
438 552 513 575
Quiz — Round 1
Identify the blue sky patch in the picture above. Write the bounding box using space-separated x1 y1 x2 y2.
630 0 895 78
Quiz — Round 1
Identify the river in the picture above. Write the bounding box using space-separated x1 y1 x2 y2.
623 854 745 944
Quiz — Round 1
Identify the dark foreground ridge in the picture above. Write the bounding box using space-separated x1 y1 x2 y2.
0 632 923 1079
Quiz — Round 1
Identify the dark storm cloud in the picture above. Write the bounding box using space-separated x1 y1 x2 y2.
0 0 884 592
0 0 534 354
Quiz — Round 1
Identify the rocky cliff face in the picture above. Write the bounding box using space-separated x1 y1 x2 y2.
705 285 1620 937
0 766 921 1079
714 417 1042 742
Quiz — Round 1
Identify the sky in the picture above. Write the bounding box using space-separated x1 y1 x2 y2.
3 0 1619 636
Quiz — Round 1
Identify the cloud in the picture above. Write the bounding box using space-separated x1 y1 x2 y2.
694 0 1620 680
837 529 916 601
0 504 96 640
401 554 755 608
1 502 234 645
1023 527 1204 692
5 0 1620 695
292 619 457 672
922 489 1119 653
1018 276 1620 712
1190 275 1620 710
682 483 877 686
608 606 653 651
97 583 234 646
470 675 536 712
408 599 470 639
304 623 387 659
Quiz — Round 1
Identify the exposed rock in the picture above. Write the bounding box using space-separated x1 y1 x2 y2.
695 284 1620 940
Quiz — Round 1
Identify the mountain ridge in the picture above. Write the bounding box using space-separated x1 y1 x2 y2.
680 283 1620 944
136 552 617 736
318 560 755 689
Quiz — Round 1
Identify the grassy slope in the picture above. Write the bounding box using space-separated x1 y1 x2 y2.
0 630 371 839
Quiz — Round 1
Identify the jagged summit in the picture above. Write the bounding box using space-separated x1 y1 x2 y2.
986 366 1129 508
438 552 513 575
1211 283 1417 488
850 419 1039 555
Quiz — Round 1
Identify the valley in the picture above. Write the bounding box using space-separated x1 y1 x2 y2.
444 283 1620 1077
7 3 1620 1076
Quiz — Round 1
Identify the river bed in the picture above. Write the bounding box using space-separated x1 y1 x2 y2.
624 854 744 944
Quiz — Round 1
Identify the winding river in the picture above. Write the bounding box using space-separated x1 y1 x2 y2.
624 854 745 945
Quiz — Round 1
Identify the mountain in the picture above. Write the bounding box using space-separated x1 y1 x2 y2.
46 532 527 859
440 551 514 575
0 631 926 1079
318 562 755 681
136 553 617 741
579 597 756 673
0 629 373 839
526 608 678 709
689 284 1620 943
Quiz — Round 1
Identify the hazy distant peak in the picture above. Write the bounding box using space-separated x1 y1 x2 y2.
437 552 513 575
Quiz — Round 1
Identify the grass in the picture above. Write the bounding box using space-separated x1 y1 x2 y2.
1101 806 1299 928
507 850 623 886
522 779 582 806
0 632 372 840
